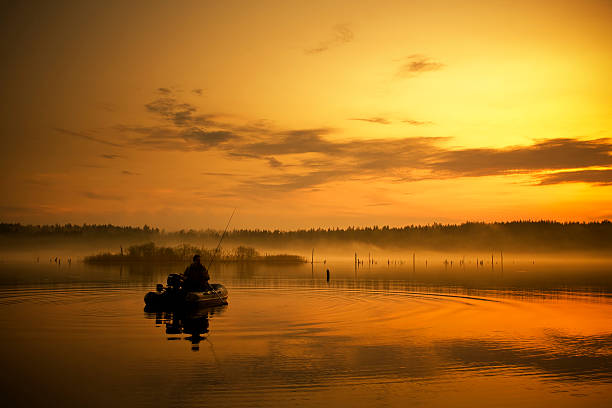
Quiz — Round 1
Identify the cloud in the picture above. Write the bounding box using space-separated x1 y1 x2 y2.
181 127 237 148
239 128 341 156
55 128 123 147
101 154 122 159
348 117 434 126
403 119 434 126
305 24 354 54
537 169 612 186
143 95 228 131
60 89 612 192
145 97 199 126
121 170 141 176
266 157 283 168
79 164 107 169
236 136 612 191
236 136 443 192
192 88 203 96
431 138 612 177
157 87 172 94
201 172 241 177
244 169 354 193
82 191 124 200
114 124 239 151
349 117 391 125
397 54 445 77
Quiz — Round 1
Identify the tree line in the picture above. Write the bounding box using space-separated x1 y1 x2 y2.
1 221 611 252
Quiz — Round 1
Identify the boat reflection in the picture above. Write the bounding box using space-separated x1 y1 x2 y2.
145 305 227 351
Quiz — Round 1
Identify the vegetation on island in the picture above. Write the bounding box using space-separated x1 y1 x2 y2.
83 242 307 264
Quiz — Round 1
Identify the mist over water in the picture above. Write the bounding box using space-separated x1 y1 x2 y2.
0 257 611 407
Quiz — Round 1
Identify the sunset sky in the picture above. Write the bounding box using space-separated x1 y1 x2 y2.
1 0 611 229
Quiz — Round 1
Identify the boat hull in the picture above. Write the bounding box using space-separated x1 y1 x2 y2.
144 283 228 310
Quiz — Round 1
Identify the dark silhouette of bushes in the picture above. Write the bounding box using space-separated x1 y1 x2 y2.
83 242 306 264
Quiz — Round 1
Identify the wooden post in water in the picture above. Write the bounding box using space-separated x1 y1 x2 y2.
311 248 314 265
491 253 494 271
326 269 330 282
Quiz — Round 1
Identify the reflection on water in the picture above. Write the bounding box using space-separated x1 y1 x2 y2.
146 306 226 351
0 260 610 407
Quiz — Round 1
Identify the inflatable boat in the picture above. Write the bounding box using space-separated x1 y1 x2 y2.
144 273 228 309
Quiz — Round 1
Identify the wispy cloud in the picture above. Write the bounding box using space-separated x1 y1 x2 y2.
403 119 434 126
266 157 283 168
243 169 355 193
431 138 612 177
201 172 242 177
55 128 123 147
305 24 354 55
82 191 124 200
79 164 108 169
537 169 612 186
349 117 391 125
144 97 199 126
239 128 340 156
114 119 240 152
61 89 612 191
121 170 141 176
397 54 445 77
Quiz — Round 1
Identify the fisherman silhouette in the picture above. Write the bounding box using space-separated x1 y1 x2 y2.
183 254 211 291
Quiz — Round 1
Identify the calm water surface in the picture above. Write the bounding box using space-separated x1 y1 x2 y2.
0 259 611 407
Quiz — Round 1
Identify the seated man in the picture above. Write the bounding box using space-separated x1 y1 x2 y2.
183 254 211 292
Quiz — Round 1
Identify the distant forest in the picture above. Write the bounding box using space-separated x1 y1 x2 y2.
1 221 611 253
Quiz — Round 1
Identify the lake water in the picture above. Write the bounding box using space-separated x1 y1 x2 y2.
0 257 611 407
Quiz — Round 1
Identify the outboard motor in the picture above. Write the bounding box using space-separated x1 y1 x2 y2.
167 273 183 291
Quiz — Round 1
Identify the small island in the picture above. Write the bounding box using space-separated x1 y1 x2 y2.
84 242 307 264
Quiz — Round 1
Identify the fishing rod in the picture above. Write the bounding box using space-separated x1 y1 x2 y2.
205 208 236 305
207 208 236 270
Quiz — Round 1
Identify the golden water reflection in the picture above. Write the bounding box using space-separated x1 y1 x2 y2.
0 261 610 407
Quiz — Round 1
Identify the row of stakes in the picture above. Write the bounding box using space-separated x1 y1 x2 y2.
36 256 72 266
353 252 509 271
312 250 527 280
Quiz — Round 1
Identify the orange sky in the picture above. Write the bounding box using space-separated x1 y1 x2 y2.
1 0 611 229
